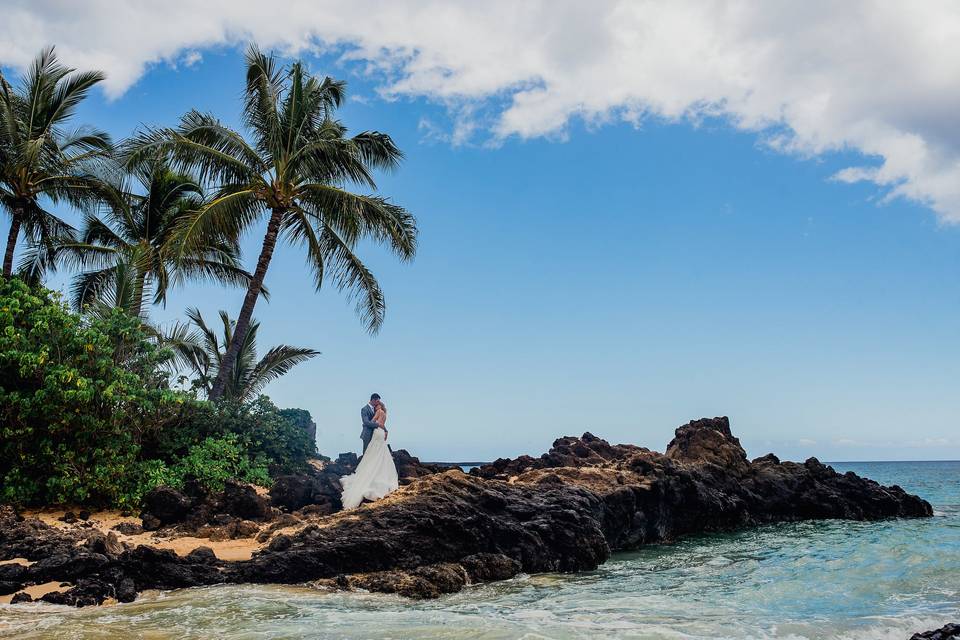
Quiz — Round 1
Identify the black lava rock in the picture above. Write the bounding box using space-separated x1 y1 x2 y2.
219 480 271 521
141 486 193 527
911 623 960 640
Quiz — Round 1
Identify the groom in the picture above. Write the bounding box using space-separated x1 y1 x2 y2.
360 393 382 453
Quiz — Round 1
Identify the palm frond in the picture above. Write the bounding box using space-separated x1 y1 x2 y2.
244 345 319 400
170 187 262 258
47 69 107 130
319 223 386 334
70 264 121 310
243 44 284 161
298 183 417 260
173 110 264 182
173 306 317 400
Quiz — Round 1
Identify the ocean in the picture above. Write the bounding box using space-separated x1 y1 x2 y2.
1 461 957 639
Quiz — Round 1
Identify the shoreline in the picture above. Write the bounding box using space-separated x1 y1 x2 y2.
0 417 933 609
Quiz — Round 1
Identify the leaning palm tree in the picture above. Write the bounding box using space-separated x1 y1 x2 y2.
0 47 113 278
170 307 319 402
62 157 254 317
128 44 417 400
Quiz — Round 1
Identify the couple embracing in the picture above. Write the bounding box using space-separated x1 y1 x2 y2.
340 393 399 509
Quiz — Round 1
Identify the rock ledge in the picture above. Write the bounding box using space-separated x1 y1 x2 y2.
0 417 932 605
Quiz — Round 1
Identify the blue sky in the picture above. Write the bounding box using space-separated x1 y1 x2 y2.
4 34 960 462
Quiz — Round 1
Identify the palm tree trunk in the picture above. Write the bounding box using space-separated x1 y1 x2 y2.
209 208 283 401
131 270 148 318
2 210 22 278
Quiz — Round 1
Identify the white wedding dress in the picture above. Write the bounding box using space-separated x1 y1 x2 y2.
340 427 399 509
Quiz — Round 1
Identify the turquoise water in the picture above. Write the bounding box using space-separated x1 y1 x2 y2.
1 461 957 639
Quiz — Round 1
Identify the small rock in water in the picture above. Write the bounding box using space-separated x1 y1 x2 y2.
233 520 260 539
205 526 232 542
116 578 136 603
9 591 32 604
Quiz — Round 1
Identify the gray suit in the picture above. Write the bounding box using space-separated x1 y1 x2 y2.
360 404 380 453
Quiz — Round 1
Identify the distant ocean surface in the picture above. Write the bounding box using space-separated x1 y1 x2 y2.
2 461 958 639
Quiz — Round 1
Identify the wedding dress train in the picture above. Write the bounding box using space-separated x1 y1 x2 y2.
340 427 398 509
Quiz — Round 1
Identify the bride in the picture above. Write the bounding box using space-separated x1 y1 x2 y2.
340 401 399 509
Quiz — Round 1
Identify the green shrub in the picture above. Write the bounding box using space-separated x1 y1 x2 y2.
0 278 179 507
174 434 271 493
143 395 316 475
0 278 318 509
224 397 317 474
129 459 182 504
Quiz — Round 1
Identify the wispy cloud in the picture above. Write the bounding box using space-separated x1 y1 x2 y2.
181 50 202 68
3 1 960 220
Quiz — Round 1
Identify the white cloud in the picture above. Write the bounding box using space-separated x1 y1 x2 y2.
181 50 202 68
2 1 960 220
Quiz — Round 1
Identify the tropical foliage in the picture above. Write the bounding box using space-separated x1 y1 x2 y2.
0 47 113 278
168 307 319 401
63 157 253 317
0 277 316 507
0 277 175 506
128 44 417 399
0 44 414 508
146 434 272 495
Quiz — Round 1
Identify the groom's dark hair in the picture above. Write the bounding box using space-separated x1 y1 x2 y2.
370 393 381 401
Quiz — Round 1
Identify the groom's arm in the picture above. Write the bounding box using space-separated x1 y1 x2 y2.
361 407 380 430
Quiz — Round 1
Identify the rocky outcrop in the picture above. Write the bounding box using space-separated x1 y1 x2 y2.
0 417 933 606
313 552 522 598
472 431 647 479
665 416 750 474
911 624 960 639
269 453 358 514
217 480 272 521
138 480 275 535
268 449 445 513
140 486 193 529
392 449 446 485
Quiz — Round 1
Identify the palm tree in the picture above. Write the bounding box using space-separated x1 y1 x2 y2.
61 157 254 317
128 45 417 400
0 47 112 278
170 307 319 402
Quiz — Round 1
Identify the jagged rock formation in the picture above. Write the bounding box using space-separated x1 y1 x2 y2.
137 479 276 539
392 449 447 485
911 624 960 639
269 452 359 514
268 449 445 514
0 417 932 606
